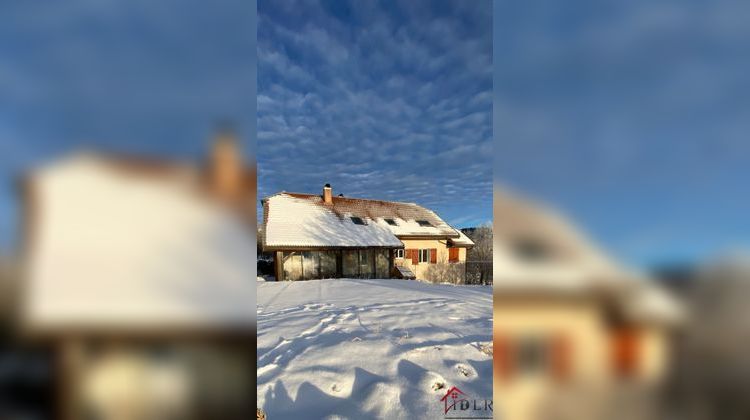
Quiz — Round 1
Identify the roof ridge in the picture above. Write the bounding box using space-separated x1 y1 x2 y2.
276 191 420 207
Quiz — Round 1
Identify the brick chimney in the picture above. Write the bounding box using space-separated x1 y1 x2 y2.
209 127 243 201
323 183 332 204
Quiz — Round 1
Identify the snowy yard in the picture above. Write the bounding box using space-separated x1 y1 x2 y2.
257 279 493 419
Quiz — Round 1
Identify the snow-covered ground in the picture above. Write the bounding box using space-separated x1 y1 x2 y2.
257 279 493 419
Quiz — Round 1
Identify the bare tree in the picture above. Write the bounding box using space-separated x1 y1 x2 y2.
465 223 492 285
664 257 750 419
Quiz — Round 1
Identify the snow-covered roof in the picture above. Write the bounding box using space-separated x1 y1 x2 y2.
449 229 475 247
22 154 256 332
262 192 472 249
493 186 682 325
493 187 622 287
620 278 685 325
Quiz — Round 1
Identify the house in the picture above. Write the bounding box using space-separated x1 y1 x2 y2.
492 187 682 420
260 185 474 281
18 130 256 420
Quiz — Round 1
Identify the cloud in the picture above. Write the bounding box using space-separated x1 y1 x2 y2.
258 0 492 228
0 0 257 251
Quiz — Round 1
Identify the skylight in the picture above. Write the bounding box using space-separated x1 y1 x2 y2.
513 237 549 262
384 218 397 226
350 216 366 225
416 220 432 227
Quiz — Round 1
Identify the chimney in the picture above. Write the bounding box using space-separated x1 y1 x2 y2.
323 183 332 204
209 126 243 201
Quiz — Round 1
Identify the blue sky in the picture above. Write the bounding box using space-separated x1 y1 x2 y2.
0 1 256 253
5 0 745 269
257 0 493 228
495 0 750 268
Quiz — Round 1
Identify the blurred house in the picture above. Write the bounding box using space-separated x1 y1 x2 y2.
0 256 14 325
17 131 256 420
660 256 750 420
0 255 55 419
260 185 473 281
492 187 682 420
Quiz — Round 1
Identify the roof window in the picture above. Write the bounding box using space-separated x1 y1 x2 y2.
416 220 432 227
384 218 398 226
513 237 549 262
351 216 366 225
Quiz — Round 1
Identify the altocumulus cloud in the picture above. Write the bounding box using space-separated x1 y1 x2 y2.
258 0 492 228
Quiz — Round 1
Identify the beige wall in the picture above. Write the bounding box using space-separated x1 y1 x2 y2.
68 341 253 420
493 297 671 420
638 325 670 383
396 238 467 280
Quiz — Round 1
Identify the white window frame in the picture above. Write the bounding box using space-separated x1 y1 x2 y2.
418 249 430 263
395 249 404 259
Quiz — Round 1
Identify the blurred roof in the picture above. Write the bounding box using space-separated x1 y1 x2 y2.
493 186 683 326
21 153 256 334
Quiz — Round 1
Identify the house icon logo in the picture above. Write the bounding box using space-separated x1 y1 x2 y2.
439 385 493 418
440 386 467 414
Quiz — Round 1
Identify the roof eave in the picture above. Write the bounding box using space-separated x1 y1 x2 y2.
395 233 459 240
262 244 403 252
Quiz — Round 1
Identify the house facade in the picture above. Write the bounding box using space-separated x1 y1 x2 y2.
492 187 682 420
261 185 473 281
19 131 257 420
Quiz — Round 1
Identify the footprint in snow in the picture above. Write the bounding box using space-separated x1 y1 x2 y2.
455 363 475 378
422 371 447 393
476 342 493 356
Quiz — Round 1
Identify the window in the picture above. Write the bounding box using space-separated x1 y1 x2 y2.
375 249 389 278
395 249 404 259
513 237 549 262
384 218 397 226
350 216 366 225
419 249 430 263
495 334 572 382
301 251 320 280
359 249 374 278
416 220 432 227
342 250 359 277
319 251 337 278
515 337 549 375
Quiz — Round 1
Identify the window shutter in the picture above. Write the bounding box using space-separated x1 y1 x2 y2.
410 249 418 265
550 334 572 382
612 328 639 379
495 333 513 381
449 247 459 263
430 248 437 264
